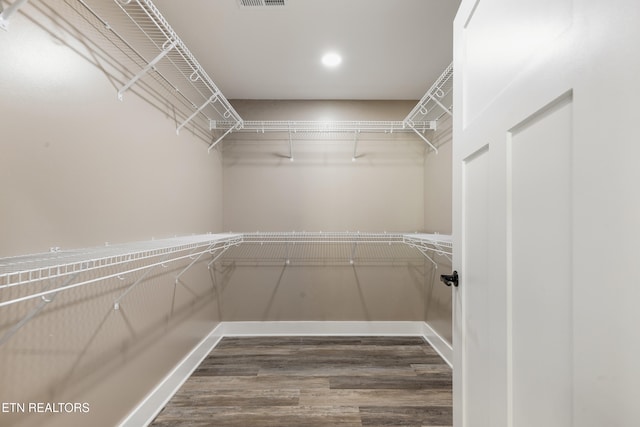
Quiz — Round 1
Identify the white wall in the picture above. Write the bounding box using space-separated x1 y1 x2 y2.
423 114 453 344
0 3 456 425
0 3 223 426
220 100 430 322
222 100 424 232
424 114 453 234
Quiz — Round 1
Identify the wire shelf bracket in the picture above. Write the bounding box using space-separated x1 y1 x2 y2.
351 130 363 161
403 62 454 153
0 269 83 346
402 233 453 267
117 39 177 101
208 121 242 153
0 0 30 31
288 126 294 161
113 256 166 310
407 123 438 153
61 0 244 145
177 92 219 135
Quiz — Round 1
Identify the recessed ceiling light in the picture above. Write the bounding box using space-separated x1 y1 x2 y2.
321 52 342 68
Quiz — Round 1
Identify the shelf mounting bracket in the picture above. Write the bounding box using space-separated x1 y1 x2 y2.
117 39 177 101
352 130 360 161
208 122 241 153
350 241 358 265
415 246 437 267
407 123 438 154
177 92 219 135
175 242 217 284
113 259 165 310
429 94 453 117
0 0 29 31
0 268 82 347
288 126 294 161
207 244 231 269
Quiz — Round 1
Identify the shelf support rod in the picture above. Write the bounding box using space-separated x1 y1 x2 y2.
207 245 231 269
208 124 238 153
113 257 167 310
117 39 177 101
288 126 294 161
429 94 453 117
177 93 219 135
428 242 453 262
352 130 359 161
175 242 216 284
350 241 358 265
408 123 438 154
0 0 29 31
414 246 437 267
0 269 82 347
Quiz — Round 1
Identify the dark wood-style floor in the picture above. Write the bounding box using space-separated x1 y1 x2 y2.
151 336 452 427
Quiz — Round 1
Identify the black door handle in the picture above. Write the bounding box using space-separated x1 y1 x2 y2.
440 271 459 287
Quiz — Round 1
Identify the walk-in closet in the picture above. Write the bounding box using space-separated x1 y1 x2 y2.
2 0 639 426
0 1 456 425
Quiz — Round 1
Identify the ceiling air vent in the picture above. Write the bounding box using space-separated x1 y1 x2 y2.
238 0 286 7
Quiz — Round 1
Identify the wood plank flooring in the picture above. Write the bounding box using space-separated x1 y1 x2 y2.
150 336 452 427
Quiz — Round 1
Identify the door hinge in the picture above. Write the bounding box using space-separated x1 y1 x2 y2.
440 271 459 287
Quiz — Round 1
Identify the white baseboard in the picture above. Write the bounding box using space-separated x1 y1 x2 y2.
223 321 453 367
222 320 426 337
421 321 453 368
118 323 224 427
125 321 453 426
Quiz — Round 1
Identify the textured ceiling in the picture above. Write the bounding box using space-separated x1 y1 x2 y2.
152 0 461 100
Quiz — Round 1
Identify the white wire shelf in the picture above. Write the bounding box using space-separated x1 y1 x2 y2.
0 233 242 346
0 231 449 345
403 62 453 153
221 232 452 266
241 231 405 244
211 120 436 134
403 233 453 263
7 1 452 151
404 62 453 126
0 232 450 293
223 232 414 266
60 0 242 146
0 234 242 304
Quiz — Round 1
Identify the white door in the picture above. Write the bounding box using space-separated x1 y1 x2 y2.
452 1 640 426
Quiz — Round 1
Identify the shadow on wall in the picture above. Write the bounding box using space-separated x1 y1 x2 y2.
423 255 453 344
212 262 429 322
0 258 221 427
221 133 427 168
19 0 213 145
